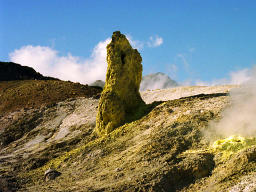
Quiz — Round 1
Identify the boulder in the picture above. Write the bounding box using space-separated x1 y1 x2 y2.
44 168 61 182
95 31 145 135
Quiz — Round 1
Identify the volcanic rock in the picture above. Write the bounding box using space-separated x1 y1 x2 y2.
95 31 145 135
44 168 61 181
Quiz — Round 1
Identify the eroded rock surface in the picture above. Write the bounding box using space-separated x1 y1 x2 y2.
96 31 145 135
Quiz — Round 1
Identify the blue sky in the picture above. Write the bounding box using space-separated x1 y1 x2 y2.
1 0 256 85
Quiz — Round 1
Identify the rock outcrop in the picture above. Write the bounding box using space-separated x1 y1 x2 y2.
44 169 61 181
0 61 57 81
95 31 145 135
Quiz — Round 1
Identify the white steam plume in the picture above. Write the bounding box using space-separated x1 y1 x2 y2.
207 66 256 138
195 68 251 86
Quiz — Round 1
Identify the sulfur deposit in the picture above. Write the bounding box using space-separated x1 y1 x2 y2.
95 31 145 135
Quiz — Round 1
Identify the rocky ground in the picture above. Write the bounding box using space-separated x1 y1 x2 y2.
1 82 256 192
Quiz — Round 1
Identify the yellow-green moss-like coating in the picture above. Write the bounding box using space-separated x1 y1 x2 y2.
95 31 145 135
211 135 256 160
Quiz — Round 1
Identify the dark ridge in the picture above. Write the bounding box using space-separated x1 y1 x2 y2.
180 93 229 100
0 61 58 81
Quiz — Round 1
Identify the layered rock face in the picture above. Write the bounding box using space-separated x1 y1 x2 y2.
95 31 145 135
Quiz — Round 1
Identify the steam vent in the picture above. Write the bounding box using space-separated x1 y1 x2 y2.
95 31 145 135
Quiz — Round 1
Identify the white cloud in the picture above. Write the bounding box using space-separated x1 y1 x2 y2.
8 33 164 85
126 35 144 50
126 34 164 49
194 68 251 86
167 64 178 79
9 38 111 84
177 54 190 72
147 36 163 47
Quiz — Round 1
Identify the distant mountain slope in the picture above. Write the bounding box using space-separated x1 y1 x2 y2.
140 72 178 91
0 61 57 81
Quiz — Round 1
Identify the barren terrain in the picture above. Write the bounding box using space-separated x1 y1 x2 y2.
1 83 256 192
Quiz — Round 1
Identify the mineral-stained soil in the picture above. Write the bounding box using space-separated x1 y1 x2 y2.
0 80 102 116
1 83 256 192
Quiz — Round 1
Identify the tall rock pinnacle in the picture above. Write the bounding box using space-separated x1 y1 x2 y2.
95 31 145 135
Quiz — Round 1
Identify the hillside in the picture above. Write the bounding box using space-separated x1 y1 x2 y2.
0 62 102 117
0 62 57 81
1 83 256 192
0 80 102 117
